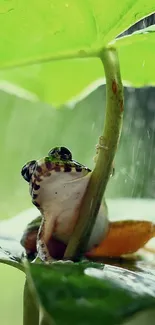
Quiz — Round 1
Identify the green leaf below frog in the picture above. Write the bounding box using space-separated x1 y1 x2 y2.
25 261 155 325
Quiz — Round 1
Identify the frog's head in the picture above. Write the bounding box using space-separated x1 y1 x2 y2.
21 147 72 182
48 146 72 161
21 146 91 211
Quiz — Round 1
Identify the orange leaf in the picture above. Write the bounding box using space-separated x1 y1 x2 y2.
86 220 155 258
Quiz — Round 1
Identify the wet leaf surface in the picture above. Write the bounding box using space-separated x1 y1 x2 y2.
0 241 24 272
26 261 155 325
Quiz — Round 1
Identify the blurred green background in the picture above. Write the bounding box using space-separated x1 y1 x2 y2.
1 86 155 220
0 84 155 324
1 85 155 216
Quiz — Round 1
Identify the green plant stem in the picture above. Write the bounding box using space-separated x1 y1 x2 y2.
23 279 39 325
64 46 124 260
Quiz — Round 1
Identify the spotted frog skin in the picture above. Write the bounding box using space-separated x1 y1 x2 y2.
21 147 109 262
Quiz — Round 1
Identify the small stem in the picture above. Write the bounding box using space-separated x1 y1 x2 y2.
64 47 124 260
23 279 39 325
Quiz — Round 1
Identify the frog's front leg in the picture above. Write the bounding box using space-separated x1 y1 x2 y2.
36 215 56 263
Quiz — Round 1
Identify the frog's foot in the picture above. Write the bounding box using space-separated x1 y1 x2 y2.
86 220 155 258
32 255 55 264
32 256 43 264
52 260 74 264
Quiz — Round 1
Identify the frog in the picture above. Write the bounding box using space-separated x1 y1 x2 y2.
21 146 155 262
21 146 109 262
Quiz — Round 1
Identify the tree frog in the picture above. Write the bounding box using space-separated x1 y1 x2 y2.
21 147 109 262
21 146 155 261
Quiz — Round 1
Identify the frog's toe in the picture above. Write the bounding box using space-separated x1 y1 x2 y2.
52 260 74 264
32 256 43 264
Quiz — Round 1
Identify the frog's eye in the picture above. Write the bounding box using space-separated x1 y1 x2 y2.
48 147 72 161
21 160 36 182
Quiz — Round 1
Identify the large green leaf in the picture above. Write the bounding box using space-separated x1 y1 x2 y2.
114 25 155 87
0 1 154 68
0 2 155 105
26 261 155 325
0 59 103 106
0 27 155 106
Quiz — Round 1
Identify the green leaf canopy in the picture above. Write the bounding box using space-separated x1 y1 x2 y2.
0 1 155 105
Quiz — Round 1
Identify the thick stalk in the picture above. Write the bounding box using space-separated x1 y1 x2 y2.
64 47 124 260
23 279 39 325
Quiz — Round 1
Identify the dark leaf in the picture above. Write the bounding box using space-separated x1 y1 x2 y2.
26 261 155 325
